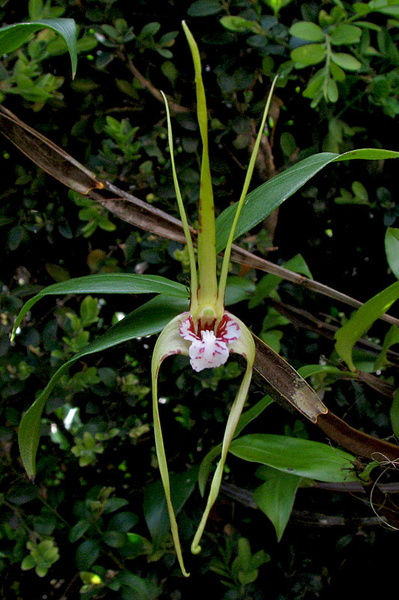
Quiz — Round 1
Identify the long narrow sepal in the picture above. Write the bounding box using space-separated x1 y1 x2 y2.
190 316 255 554
161 91 198 312
151 314 191 576
217 76 279 315
182 21 218 315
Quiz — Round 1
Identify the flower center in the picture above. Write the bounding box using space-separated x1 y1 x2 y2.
179 313 241 372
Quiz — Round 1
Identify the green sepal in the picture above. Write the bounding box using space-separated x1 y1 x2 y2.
191 316 255 555
151 313 190 576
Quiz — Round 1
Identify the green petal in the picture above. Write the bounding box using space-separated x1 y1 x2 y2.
151 314 190 576
191 316 255 554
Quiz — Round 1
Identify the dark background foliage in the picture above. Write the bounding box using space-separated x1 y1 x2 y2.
1 1 399 598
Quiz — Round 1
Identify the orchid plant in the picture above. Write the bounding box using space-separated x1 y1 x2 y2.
152 23 275 575
152 23 277 575
10 21 277 577
11 19 399 581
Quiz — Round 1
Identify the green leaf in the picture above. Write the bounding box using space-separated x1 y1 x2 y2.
353 2 372 16
230 434 358 482
107 511 138 533
374 325 399 369
253 468 301 541
326 76 339 102
18 294 188 479
225 276 256 306
12 273 188 340
0 19 78 77
187 0 222 16
289 21 325 42
298 364 357 380
330 61 346 82
102 531 127 548
21 555 35 571
330 24 362 45
69 520 91 543
302 67 326 100
216 149 399 253
249 254 313 308
335 280 399 371
75 539 100 571
385 227 399 279
291 43 326 67
220 16 259 33
331 52 362 71
370 2 399 17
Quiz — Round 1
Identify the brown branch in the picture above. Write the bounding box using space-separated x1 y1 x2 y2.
220 483 399 530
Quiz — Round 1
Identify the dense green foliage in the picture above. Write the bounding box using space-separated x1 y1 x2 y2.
2 1 399 598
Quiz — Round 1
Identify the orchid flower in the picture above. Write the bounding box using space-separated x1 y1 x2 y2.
152 22 278 576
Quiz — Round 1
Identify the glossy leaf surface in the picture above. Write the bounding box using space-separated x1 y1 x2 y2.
215 149 399 253
335 280 399 371
253 467 301 541
0 19 78 76
230 434 359 482
12 273 188 339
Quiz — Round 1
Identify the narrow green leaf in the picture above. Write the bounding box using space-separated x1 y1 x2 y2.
335 280 399 371
0 19 78 77
230 434 358 482
253 468 301 541
12 273 188 340
216 149 399 253
18 295 188 479
225 276 256 306
385 227 399 280
298 364 357 380
249 254 312 308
